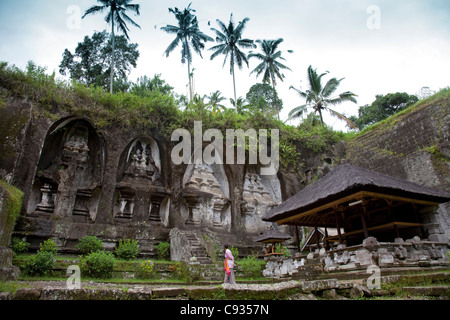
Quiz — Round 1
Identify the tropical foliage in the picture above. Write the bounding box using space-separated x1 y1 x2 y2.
161 3 213 101
209 14 255 111
82 0 141 93
59 30 139 92
289 65 358 129
350 92 419 130
249 38 292 87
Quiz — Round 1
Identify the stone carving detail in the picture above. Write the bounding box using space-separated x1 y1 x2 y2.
35 183 56 215
241 173 278 233
115 137 168 223
184 164 229 228
72 189 93 222
114 189 135 220
123 140 159 182
30 121 103 221
60 123 91 175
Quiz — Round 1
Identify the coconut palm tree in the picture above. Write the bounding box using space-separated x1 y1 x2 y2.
248 38 292 88
209 14 255 112
161 3 213 101
248 39 292 119
289 65 358 129
230 97 250 115
206 90 227 113
82 0 141 93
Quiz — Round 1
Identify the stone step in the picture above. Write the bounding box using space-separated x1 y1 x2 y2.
402 286 450 297
183 231 212 265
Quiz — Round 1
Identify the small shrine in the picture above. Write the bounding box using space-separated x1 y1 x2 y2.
255 227 291 256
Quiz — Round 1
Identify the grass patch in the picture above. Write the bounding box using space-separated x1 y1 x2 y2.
356 87 450 136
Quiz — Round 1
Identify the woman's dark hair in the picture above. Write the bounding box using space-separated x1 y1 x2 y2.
224 244 229 249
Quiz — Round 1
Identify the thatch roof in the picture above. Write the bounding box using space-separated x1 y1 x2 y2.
263 163 450 225
254 228 291 243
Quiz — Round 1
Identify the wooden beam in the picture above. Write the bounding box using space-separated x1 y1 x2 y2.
275 190 440 226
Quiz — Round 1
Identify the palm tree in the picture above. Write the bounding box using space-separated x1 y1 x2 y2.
230 97 250 115
248 38 292 119
289 65 358 129
161 3 213 101
209 14 255 112
82 0 141 93
248 38 292 88
206 90 227 113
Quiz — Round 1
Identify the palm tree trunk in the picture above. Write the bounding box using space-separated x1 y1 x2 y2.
187 60 193 101
318 109 325 127
110 19 115 94
271 77 280 120
232 65 237 112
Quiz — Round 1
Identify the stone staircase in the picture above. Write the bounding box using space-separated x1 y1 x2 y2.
184 231 212 265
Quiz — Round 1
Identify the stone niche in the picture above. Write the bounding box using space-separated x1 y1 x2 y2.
241 172 282 234
181 162 231 230
115 136 170 224
27 118 104 222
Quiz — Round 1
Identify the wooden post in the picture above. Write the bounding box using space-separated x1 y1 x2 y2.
361 200 369 238
314 221 320 250
295 226 301 252
334 209 343 244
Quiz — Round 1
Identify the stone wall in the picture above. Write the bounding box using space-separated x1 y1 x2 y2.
263 236 450 280
0 183 21 280
0 95 290 255
345 101 450 192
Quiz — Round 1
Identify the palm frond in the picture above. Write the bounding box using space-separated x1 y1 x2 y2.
326 108 357 129
321 77 341 98
288 105 308 119
82 5 107 19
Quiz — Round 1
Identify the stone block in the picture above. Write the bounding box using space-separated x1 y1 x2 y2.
187 286 220 300
12 288 42 300
302 279 338 292
363 237 380 250
127 287 153 300
0 292 12 300
349 284 371 299
379 252 394 265
152 287 187 298
354 249 373 266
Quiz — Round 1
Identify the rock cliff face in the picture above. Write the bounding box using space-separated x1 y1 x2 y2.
0 90 448 258
345 99 450 192
0 95 297 256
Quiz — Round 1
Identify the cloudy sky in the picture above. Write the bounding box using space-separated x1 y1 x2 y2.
0 0 449 130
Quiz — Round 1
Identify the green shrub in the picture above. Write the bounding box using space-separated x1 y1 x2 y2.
39 239 58 254
25 251 55 276
155 242 170 260
114 239 140 260
238 255 263 278
139 260 154 279
230 246 239 259
76 236 103 255
276 243 291 258
11 237 30 254
80 250 115 278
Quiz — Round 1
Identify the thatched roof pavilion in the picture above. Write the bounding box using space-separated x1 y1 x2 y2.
255 227 291 256
263 164 450 245
255 228 292 244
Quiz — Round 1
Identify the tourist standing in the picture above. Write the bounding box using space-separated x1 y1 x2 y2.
223 244 236 284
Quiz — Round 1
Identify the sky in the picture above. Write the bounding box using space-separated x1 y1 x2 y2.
0 0 449 131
